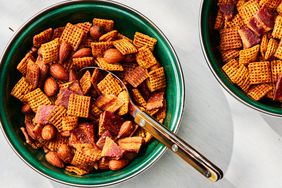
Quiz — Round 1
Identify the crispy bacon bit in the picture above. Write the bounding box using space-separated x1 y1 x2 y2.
95 94 124 113
96 130 112 149
118 137 143 153
248 6 274 36
69 122 95 147
34 105 55 124
238 27 261 48
146 91 164 110
219 3 236 20
98 111 124 136
256 5 274 31
274 74 282 99
101 137 123 158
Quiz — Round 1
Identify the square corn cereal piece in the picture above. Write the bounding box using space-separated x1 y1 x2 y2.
52 27 64 39
45 135 68 151
214 10 224 30
220 28 242 51
236 0 245 10
278 2 282 15
125 66 148 88
132 89 147 107
46 105 67 132
239 44 259 65
91 41 113 57
33 28 53 47
75 22 92 34
248 84 273 100
11 77 31 102
136 47 157 68
118 90 129 116
60 23 85 51
117 33 133 43
40 38 60 64
221 49 239 62
264 38 279 60
133 32 157 50
113 39 138 55
147 67 166 92
93 18 114 32
248 61 272 84
17 52 35 75
260 34 269 58
259 0 281 9
96 57 123 71
62 116 78 131
274 40 282 59
234 64 250 91
80 70 92 95
71 148 100 169
238 1 260 25
65 166 88 176
99 30 118 42
272 15 282 39
67 94 91 118
80 37 94 48
72 57 94 70
156 100 167 121
224 14 244 29
222 59 240 83
271 60 282 82
25 88 52 112
97 74 123 96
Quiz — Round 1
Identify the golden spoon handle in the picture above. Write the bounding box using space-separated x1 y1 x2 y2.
130 103 223 182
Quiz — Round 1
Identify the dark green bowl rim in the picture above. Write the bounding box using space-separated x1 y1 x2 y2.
199 0 282 117
0 0 185 187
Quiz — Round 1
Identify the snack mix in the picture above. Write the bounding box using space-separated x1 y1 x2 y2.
215 0 282 101
11 18 167 176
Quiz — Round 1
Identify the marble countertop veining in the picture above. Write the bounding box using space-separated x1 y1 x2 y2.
1 0 282 187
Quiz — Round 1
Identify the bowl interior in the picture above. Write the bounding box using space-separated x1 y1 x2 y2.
201 0 282 115
0 1 184 186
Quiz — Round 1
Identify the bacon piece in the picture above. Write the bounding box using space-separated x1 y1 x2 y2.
238 27 261 48
219 3 236 20
95 95 124 113
118 137 143 153
248 17 264 36
248 6 274 35
256 5 274 31
274 74 282 99
98 111 124 136
101 137 123 158
146 91 164 110
34 105 55 124
96 130 112 149
69 122 95 147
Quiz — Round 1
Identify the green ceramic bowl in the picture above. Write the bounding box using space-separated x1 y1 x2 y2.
0 0 184 187
200 0 282 116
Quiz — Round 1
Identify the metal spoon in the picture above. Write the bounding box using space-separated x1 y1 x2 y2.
80 67 223 182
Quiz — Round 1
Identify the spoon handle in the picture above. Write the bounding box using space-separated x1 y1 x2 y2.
129 104 223 182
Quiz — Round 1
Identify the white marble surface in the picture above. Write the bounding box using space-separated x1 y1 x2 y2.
1 0 282 187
